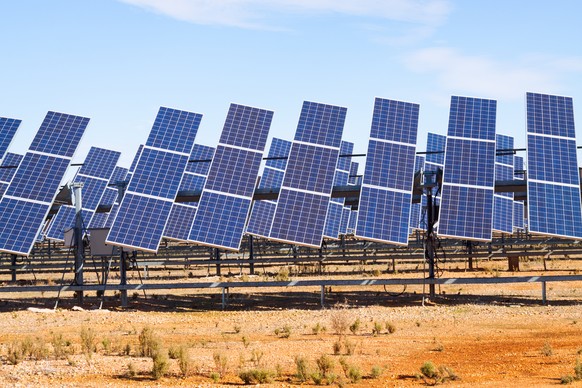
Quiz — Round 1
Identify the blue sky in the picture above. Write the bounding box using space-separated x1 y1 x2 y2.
2 0 582 171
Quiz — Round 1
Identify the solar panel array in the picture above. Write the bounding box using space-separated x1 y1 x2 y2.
88 166 129 228
355 98 419 245
323 141 353 239
409 155 425 232
492 134 514 233
268 101 346 248
0 153 23 198
526 92 582 239
246 137 291 238
46 147 121 241
189 104 273 250
438 96 497 241
163 144 215 241
0 112 89 255
0 117 21 161
106 107 202 252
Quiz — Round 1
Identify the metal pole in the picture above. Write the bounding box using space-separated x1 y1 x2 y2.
120 251 128 307
10 254 17 282
215 248 221 276
467 241 474 270
425 188 436 299
248 235 255 275
72 183 84 304
542 281 547 305
320 285 325 308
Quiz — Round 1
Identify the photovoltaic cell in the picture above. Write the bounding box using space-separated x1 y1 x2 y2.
526 92 582 238
438 96 496 241
355 98 419 245
107 107 202 252
0 153 23 198
0 117 21 161
0 111 88 255
493 134 514 233
46 147 120 241
269 101 346 248
246 137 291 238
189 104 273 250
324 141 353 239
163 144 215 241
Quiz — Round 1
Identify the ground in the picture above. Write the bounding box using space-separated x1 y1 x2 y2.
0 258 581 386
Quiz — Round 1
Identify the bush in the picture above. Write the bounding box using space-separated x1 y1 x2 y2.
344 339 356 355
311 371 324 385
80 327 96 360
213 351 229 376
139 327 160 357
575 358 582 380
151 350 169 380
333 340 342 355
347 365 362 383
210 371 220 382
370 365 382 379
239 368 274 384
386 322 396 334
561 375 575 384
330 305 351 336
126 362 137 378
295 355 310 382
541 342 554 356
51 333 69 360
275 266 290 281
7 342 23 365
275 325 291 338
312 322 325 335
316 354 334 376
349 318 361 335
372 321 383 336
420 361 458 384
420 361 437 379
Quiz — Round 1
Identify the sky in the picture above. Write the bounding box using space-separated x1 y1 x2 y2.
2 0 582 173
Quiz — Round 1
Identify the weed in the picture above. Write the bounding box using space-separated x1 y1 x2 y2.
7 342 22 365
386 322 396 334
339 357 349 376
124 343 132 356
420 361 437 379
349 318 361 335
80 327 96 360
151 350 169 380
370 365 382 378
275 325 291 338
234 325 241 334
126 362 137 378
347 365 362 383
372 269 382 277
275 363 283 378
344 338 356 355
311 371 324 385
372 321 383 336
312 322 326 335
541 341 554 357
420 361 458 384
168 346 180 359
575 358 582 380
251 349 264 367
213 351 229 376
333 340 342 355
239 368 275 384
138 326 160 357
330 304 351 336
316 354 334 376
210 371 220 382
433 343 445 352
295 355 310 382
51 333 69 360
242 336 250 348
275 266 290 281
561 375 575 384
101 338 111 355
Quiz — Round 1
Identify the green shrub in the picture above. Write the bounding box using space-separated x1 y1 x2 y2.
210 371 220 382
561 375 575 384
316 354 334 376
275 325 291 338
575 358 582 380
311 371 324 385
239 368 274 384
349 318 361 335
7 342 22 365
344 339 356 355
80 327 96 360
372 321 383 336
386 322 396 334
370 365 382 379
151 350 169 380
51 333 69 359
138 327 160 357
126 362 137 378
541 342 553 356
333 340 342 355
330 305 350 336
213 351 229 376
347 365 362 383
295 355 310 382
312 322 325 335
420 361 437 378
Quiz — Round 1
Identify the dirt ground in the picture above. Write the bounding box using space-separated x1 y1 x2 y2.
0 259 581 387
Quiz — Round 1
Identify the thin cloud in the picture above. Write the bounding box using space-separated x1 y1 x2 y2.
118 0 451 30
403 47 558 100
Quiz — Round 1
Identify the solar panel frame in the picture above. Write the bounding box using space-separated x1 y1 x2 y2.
0 111 88 256
106 107 202 252
355 98 419 246
526 92 582 239
188 104 273 250
437 96 497 241
0 117 21 162
268 101 346 248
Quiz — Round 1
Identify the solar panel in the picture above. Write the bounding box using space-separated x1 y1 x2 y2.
438 96 496 241
246 137 291 238
0 153 23 198
323 141 353 239
163 144 215 241
107 107 202 252
526 92 582 239
409 155 425 232
269 101 346 248
513 155 525 231
0 111 89 255
189 104 273 250
89 166 129 229
355 98 419 245
0 117 21 162
492 134 514 233
46 147 121 241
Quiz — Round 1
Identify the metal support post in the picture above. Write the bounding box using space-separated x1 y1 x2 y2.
248 235 255 275
542 281 547 305
10 254 17 282
215 248 221 276
425 189 436 299
71 183 85 304
120 251 128 307
467 241 474 270
320 285 325 308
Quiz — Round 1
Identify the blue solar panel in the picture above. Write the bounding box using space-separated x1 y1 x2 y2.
324 141 353 239
348 161 360 185
425 132 446 169
0 111 88 255
514 155 524 179
0 153 23 198
107 107 202 252
526 92 582 239
269 102 346 247
0 117 21 161
163 144 215 241
189 104 273 250
47 147 121 240
246 138 291 238
356 98 418 245
493 134 514 233
438 96 496 241
513 201 525 231
347 210 358 234
339 206 351 235
88 166 128 229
